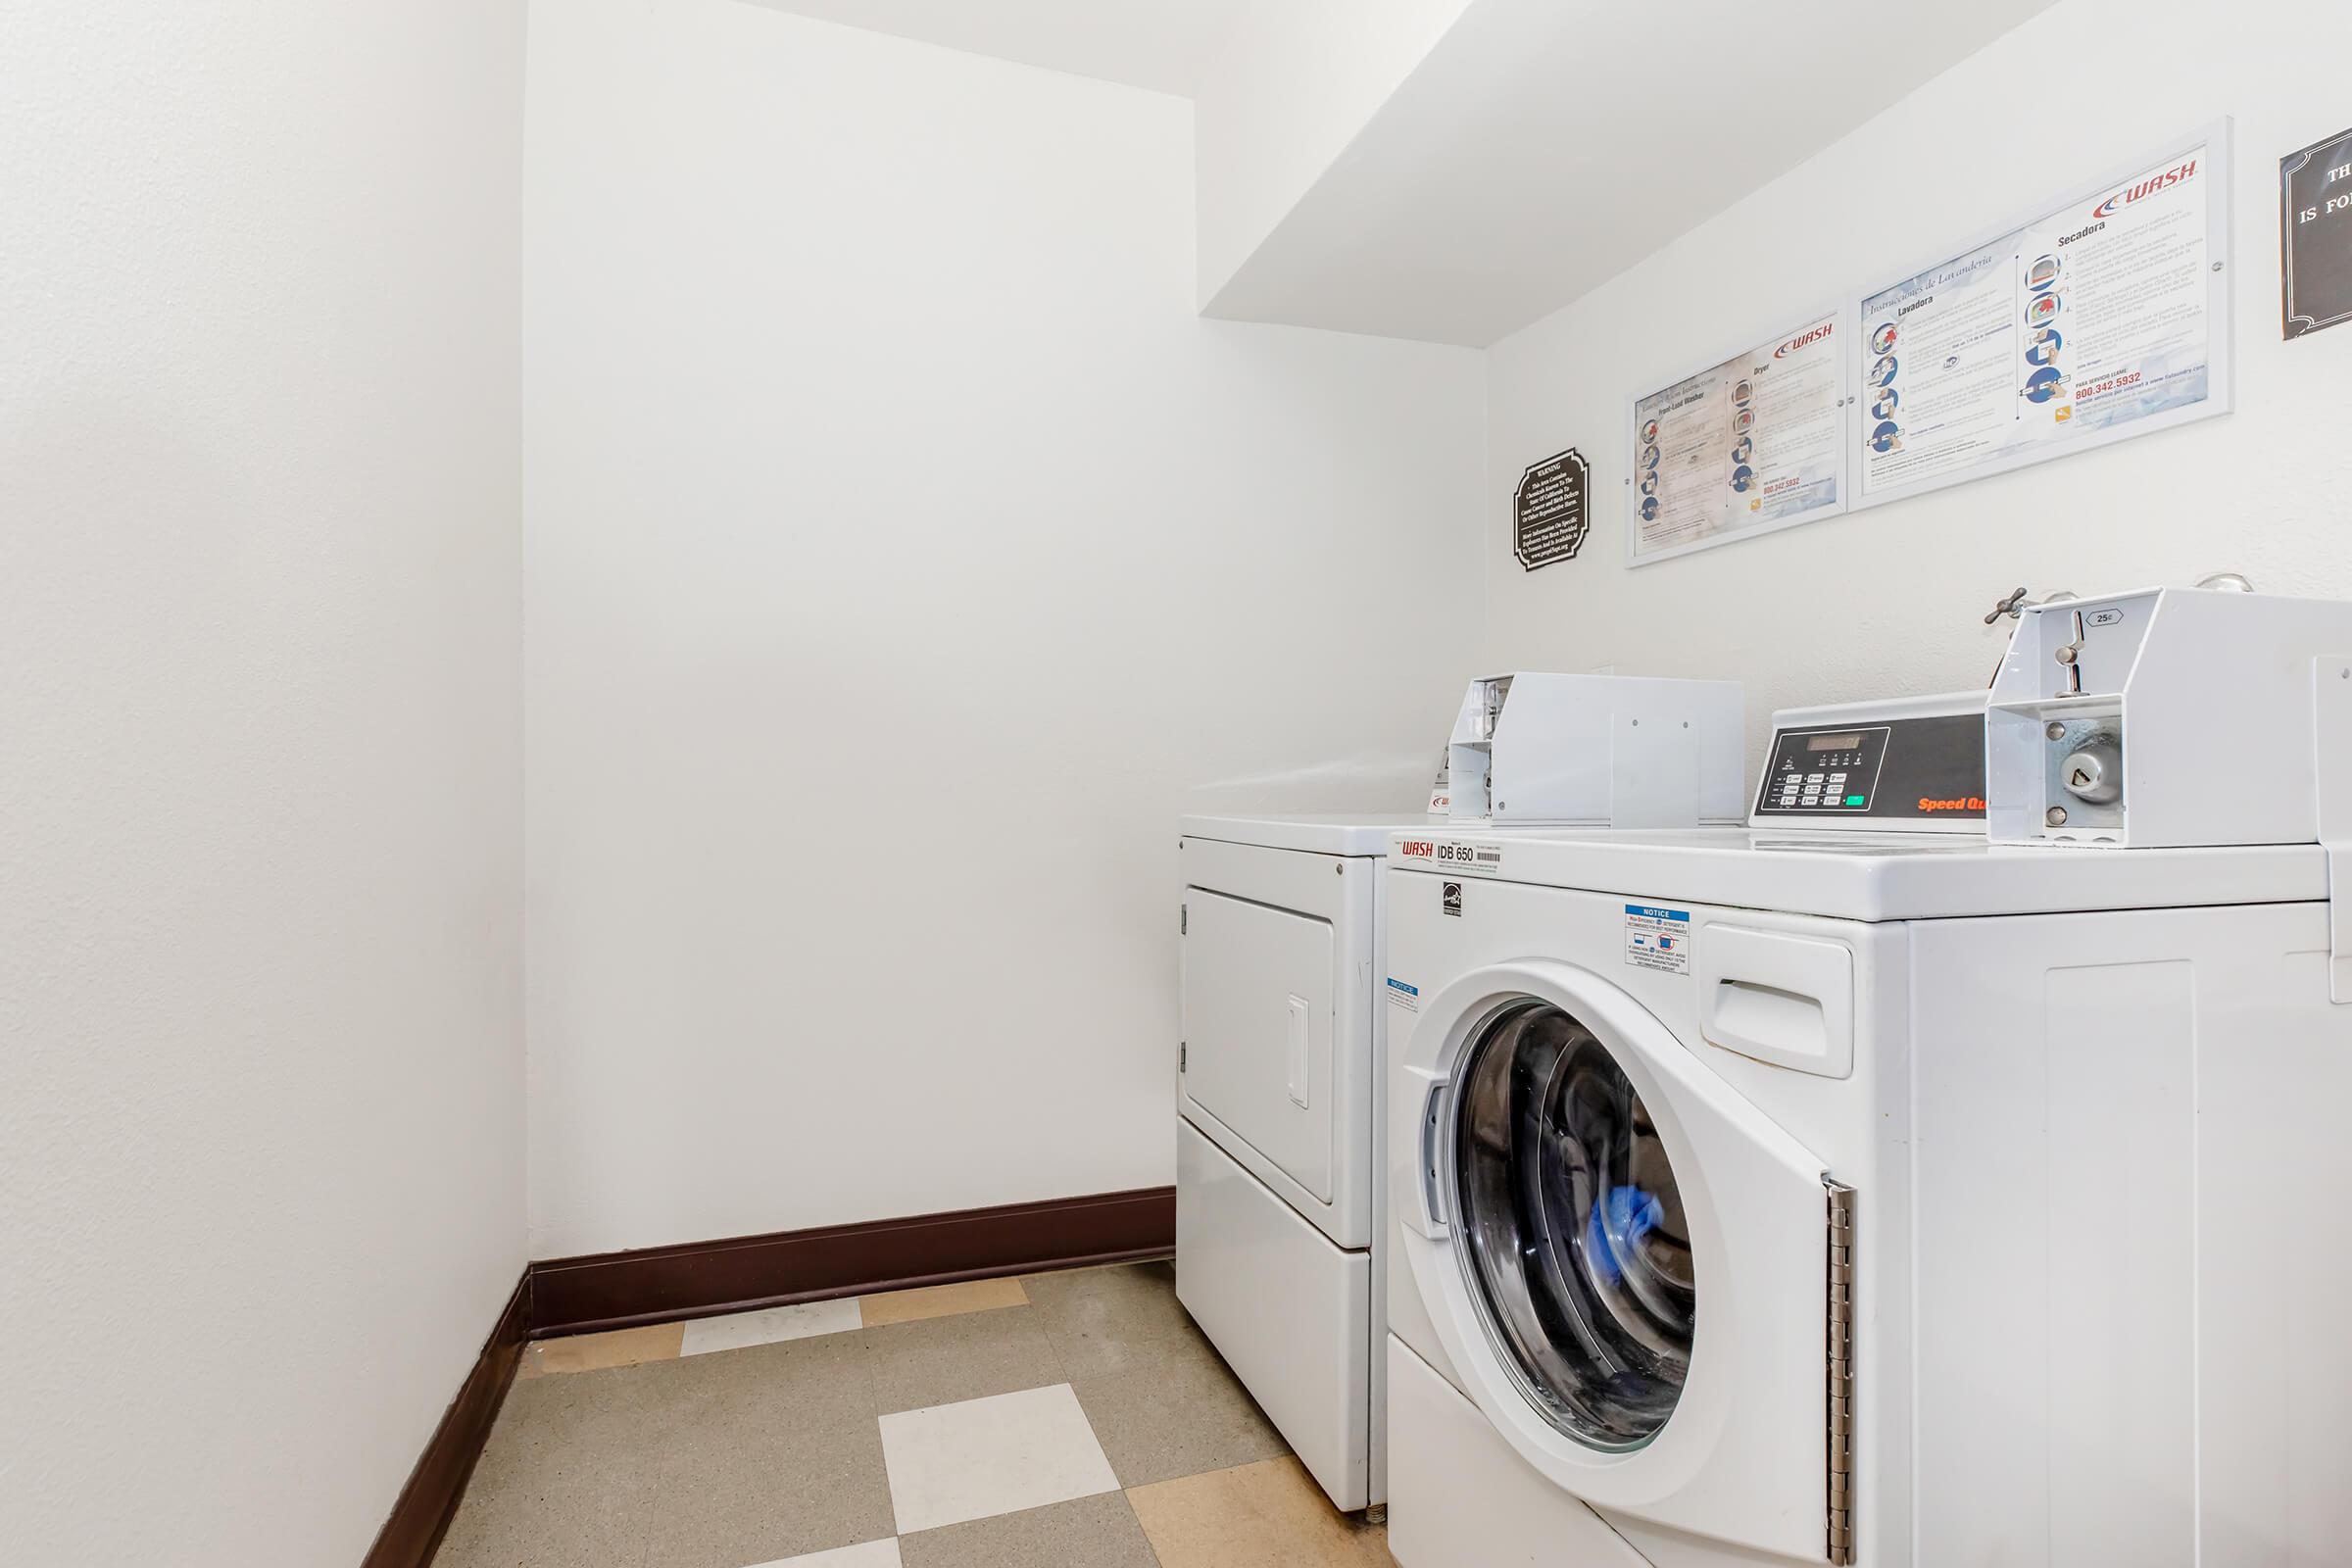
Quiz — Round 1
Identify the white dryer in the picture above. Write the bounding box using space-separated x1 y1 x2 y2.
1384 825 2352 1568
1176 812 1411 1514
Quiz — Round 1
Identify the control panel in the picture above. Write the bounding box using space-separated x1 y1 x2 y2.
1750 694 1986 830
1759 727 1887 814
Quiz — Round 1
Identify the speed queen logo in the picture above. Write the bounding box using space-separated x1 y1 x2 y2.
1918 795 1986 813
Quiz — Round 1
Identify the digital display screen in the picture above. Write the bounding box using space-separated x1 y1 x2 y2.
1806 732 1865 751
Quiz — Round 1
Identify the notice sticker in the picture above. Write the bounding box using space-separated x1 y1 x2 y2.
1624 905 1692 975
1385 977 1421 1012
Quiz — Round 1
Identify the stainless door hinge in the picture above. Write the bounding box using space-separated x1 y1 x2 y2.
1179 1042 1187 1072
1825 1177 1856 1566
1179 904 1188 936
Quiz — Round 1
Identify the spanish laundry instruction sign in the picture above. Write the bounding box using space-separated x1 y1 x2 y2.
1855 130 2226 506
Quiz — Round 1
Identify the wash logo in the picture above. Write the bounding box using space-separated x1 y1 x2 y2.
2091 158 2198 220
1775 322 1834 358
1396 839 1436 863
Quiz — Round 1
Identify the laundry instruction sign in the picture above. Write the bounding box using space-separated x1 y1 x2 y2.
1629 311 1846 565
1513 448 1590 569
2283 125 2352 339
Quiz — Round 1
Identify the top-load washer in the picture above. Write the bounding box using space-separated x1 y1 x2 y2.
1382 589 2352 1566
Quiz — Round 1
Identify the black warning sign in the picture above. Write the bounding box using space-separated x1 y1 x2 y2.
1513 448 1590 570
2283 125 2352 340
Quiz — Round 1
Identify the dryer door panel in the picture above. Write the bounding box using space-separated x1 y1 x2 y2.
1182 889 1337 1203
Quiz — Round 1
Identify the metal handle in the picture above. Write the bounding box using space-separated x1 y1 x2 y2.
1984 586 2030 624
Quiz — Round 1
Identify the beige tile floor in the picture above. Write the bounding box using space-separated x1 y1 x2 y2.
437 1260 1395 1568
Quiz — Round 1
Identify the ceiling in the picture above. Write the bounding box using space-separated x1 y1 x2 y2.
1202 0 2060 345
735 0 1260 98
738 0 2060 347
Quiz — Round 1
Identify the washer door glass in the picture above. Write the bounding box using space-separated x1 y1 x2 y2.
1452 999 1694 1449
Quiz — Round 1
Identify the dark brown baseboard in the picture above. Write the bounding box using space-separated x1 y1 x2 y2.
360 1186 1172 1564
529 1185 1176 1338
360 1268 530 1568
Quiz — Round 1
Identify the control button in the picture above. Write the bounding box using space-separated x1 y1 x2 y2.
1828 772 1847 783
1844 795 1867 807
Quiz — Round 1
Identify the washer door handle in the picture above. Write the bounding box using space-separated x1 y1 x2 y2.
1401 1065 1449 1239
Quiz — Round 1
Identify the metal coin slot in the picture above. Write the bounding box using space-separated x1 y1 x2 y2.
2053 609 2087 696
2036 714 2126 836
2059 736 2123 805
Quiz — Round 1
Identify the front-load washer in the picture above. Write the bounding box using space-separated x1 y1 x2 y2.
1384 823 2352 1566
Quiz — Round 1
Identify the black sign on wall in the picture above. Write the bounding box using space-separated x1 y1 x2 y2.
2282 125 2352 340
1513 448 1590 570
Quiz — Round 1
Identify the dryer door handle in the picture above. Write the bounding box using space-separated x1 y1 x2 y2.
1401 1065 1449 1240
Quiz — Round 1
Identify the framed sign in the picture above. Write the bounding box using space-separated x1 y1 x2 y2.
1513 448 1590 569
1852 121 2233 511
1626 307 1851 567
2283 124 2352 340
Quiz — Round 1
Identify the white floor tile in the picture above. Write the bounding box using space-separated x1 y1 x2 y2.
678 1298 863 1356
746 1539 903 1568
879 1383 1119 1535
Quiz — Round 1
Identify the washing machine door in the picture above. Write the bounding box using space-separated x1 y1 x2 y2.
1396 959 1844 1564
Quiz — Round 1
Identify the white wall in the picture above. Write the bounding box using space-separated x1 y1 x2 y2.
1482 0 2352 766
522 0 1486 1258
0 5 526 1564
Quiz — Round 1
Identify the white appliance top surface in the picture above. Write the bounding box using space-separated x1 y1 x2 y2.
1390 825 2328 922
1180 811 1435 858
